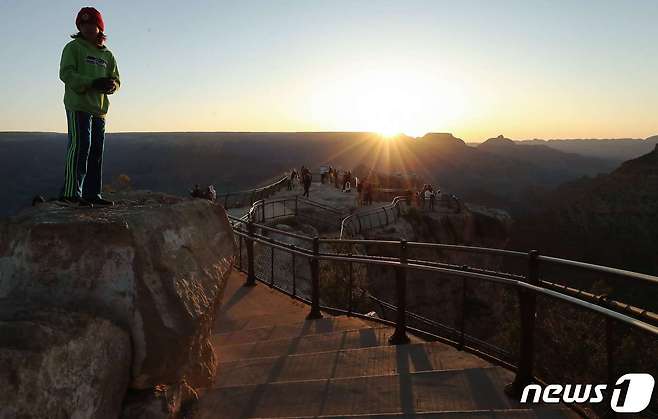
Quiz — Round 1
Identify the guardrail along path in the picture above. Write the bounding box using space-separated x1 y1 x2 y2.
195 271 579 418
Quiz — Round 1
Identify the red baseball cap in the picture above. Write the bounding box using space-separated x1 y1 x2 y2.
76 7 104 32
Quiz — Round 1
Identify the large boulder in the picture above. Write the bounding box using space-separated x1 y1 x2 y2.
0 191 235 389
0 307 131 418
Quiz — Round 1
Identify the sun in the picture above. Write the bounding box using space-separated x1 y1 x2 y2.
378 127 401 139
309 65 467 138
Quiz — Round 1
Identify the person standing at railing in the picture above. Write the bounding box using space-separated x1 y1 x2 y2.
302 172 312 197
288 169 297 191
319 165 329 184
423 188 434 210
452 194 461 213
429 185 436 210
356 179 363 207
365 181 374 205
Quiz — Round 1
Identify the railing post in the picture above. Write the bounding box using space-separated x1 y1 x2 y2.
458 266 468 350
605 314 617 417
238 235 243 271
244 220 257 287
507 250 539 398
383 207 389 225
389 239 410 345
270 247 275 286
347 256 354 315
307 237 323 319
292 246 297 296
294 195 299 216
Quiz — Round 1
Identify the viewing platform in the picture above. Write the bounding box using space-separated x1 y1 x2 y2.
195 271 579 418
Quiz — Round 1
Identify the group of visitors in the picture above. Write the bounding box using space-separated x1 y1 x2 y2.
416 184 439 210
322 166 354 192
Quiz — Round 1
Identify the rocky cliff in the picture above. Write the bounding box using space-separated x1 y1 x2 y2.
510 144 658 309
0 191 235 418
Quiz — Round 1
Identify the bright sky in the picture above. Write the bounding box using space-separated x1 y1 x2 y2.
1 0 657 142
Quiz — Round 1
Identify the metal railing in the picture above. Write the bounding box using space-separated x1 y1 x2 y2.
228 213 658 416
216 173 289 209
240 196 345 229
339 192 464 239
339 195 410 239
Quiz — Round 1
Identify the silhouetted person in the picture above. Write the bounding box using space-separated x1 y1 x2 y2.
342 171 352 192
206 185 216 202
452 194 461 213
190 184 201 198
288 169 297 190
356 180 363 206
302 173 312 197
365 181 374 205
428 184 435 210
328 166 335 185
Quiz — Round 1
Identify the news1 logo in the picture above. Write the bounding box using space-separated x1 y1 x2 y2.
521 374 655 413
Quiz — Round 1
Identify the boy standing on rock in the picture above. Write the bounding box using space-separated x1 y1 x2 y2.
58 7 120 207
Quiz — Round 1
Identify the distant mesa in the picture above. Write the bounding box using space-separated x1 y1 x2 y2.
479 135 516 149
420 132 467 148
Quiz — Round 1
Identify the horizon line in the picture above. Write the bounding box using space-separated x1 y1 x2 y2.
0 130 656 143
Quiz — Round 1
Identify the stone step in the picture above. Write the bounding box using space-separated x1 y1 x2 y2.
214 326 423 362
214 309 314 334
250 407 581 418
212 316 372 347
215 341 490 387
196 367 529 418
213 274 312 332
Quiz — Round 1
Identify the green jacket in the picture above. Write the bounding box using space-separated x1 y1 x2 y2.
59 37 120 117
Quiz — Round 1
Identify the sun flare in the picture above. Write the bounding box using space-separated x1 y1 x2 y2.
378 127 401 139
310 65 467 138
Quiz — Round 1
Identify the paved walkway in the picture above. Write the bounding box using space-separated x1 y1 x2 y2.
194 271 579 418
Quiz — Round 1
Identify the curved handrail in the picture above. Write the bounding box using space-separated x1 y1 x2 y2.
538 254 658 286
245 196 345 225
339 195 410 239
231 212 658 318
217 173 289 209
232 224 658 328
230 206 658 290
